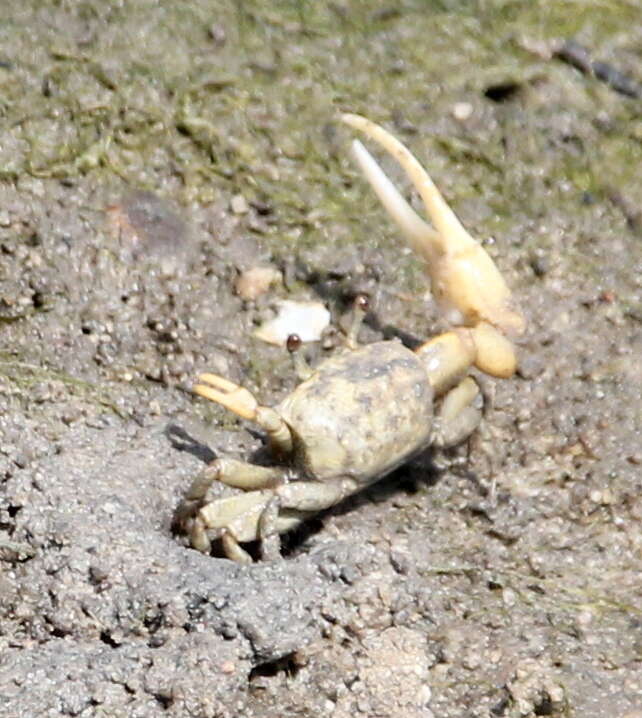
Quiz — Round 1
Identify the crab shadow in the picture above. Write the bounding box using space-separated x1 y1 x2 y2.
165 423 216 464
280 449 477 558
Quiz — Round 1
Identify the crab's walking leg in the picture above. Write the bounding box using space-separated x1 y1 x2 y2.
179 478 355 562
194 373 293 454
278 478 357 513
173 458 285 549
236 479 359 562
194 458 284 496
221 530 254 564
220 494 285 563
433 376 482 449
177 486 276 556
257 496 282 561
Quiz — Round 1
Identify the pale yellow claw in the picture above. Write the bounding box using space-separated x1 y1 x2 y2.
341 113 525 338
193 373 293 454
194 373 259 421
438 376 479 424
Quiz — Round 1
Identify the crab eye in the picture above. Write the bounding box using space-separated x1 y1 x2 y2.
286 333 302 353
354 293 370 313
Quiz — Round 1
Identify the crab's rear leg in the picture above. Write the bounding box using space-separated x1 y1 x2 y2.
209 477 353 563
254 477 358 561
196 457 285 493
177 468 355 561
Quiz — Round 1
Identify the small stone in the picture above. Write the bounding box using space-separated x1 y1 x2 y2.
452 102 473 121
547 683 565 704
600 488 615 505
463 651 482 670
209 23 226 45
576 609 593 627
106 190 189 260
323 699 336 713
530 254 550 277
234 266 282 301
230 194 249 214
419 685 432 705
589 489 614 505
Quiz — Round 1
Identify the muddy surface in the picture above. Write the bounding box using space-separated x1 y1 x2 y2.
1 2 641 716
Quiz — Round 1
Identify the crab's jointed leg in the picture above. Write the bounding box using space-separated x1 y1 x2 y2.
433 376 482 448
173 457 286 551
176 457 356 561
414 322 517 395
341 113 525 383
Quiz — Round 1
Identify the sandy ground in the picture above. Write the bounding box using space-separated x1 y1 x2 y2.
1 2 641 716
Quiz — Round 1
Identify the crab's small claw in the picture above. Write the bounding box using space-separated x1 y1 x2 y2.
194 373 293 454
194 373 259 420
341 113 525 339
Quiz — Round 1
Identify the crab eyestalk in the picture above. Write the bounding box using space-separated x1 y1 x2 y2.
341 113 525 380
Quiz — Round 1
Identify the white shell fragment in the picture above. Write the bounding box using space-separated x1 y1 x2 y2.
253 300 330 346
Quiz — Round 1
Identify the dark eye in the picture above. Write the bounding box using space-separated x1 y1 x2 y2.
286 334 302 353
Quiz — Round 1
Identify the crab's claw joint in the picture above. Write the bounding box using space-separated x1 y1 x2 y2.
340 113 525 341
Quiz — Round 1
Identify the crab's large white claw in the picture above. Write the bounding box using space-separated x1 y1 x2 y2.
349 138 441 258
341 113 525 338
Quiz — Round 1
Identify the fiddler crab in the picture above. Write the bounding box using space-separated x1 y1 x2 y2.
174 114 525 563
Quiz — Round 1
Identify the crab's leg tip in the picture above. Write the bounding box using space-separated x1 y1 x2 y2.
340 113 374 132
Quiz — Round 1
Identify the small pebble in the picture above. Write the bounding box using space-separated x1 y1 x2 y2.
234 266 282 301
106 190 189 261
502 587 517 607
452 102 473 121
230 194 249 215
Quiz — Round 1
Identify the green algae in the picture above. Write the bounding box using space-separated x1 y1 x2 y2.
1 0 640 294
